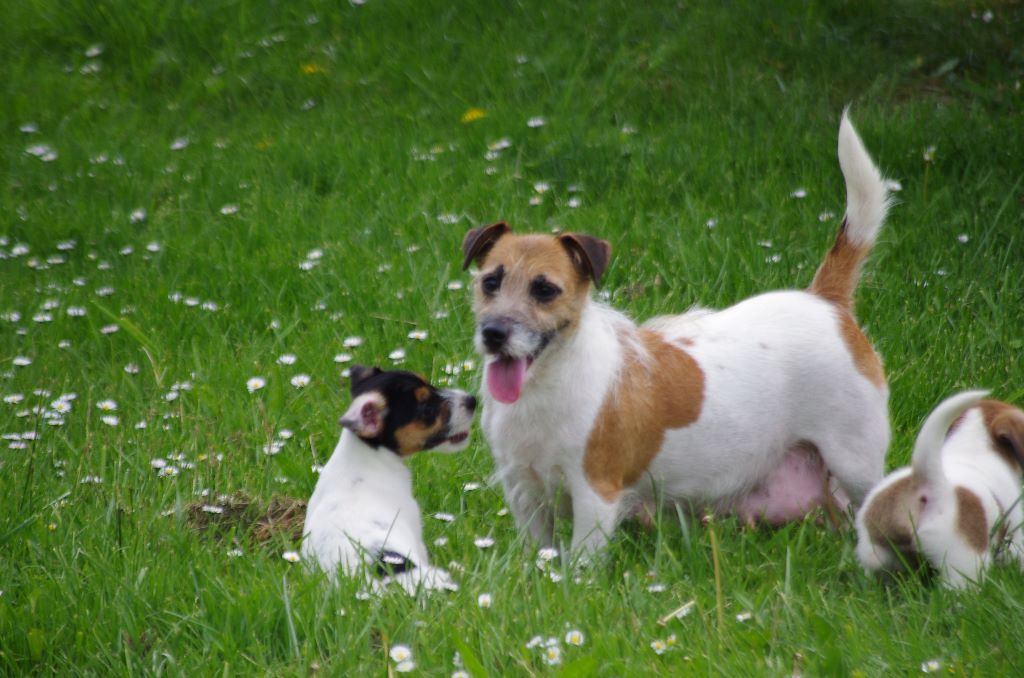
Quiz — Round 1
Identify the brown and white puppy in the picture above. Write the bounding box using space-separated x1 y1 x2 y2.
302 366 476 593
462 112 892 556
856 390 1024 588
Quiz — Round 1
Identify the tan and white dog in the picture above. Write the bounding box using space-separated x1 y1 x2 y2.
462 112 892 556
856 390 1024 588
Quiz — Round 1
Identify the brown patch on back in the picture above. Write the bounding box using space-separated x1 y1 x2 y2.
837 309 886 388
414 386 430 402
810 219 871 308
863 475 920 556
955 486 989 553
583 329 705 501
977 400 1024 474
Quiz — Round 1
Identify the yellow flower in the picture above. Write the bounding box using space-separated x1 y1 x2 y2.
461 107 487 123
301 63 327 75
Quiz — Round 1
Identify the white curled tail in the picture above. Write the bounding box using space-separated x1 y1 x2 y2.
810 110 892 309
910 390 990 483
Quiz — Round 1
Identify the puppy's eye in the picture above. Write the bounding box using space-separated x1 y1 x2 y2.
420 402 438 420
481 273 501 296
530 279 562 303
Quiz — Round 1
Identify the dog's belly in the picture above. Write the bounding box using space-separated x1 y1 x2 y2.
730 444 831 524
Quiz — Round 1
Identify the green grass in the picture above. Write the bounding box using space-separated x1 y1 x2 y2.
2 0 1023 674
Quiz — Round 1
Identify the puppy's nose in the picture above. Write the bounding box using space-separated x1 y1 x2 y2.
465 395 478 412
481 321 510 352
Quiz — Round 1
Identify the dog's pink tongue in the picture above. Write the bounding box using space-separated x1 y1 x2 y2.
487 357 527 404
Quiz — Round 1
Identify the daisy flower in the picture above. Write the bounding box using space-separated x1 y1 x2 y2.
101 415 119 426
97 399 118 411
246 377 266 393
408 329 428 341
219 204 239 216
334 353 352 363
474 536 495 549
281 551 301 563
565 630 585 646
290 374 311 388
477 593 492 608
544 646 561 665
343 336 363 348
527 116 546 128
390 645 413 663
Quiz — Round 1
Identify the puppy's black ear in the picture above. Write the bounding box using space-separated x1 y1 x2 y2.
348 365 382 393
559 233 612 288
462 221 510 270
339 392 388 438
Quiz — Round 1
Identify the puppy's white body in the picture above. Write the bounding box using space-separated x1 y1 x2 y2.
302 429 455 593
856 391 1024 588
478 114 892 554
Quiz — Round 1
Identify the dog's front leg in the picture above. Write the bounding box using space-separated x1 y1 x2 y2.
501 469 556 548
569 480 622 561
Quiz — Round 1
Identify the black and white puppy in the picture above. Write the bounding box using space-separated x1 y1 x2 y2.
302 366 476 593
856 390 1024 588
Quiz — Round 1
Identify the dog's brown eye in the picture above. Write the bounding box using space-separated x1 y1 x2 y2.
481 267 503 296
530 279 562 303
482 275 500 295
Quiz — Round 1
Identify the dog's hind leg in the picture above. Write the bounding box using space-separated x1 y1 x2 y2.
816 424 889 507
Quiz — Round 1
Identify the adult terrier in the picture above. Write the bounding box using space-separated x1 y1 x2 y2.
462 112 891 556
857 390 1024 588
302 366 476 592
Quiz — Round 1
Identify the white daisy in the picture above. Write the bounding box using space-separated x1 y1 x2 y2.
390 645 413 663
477 593 493 608
290 374 311 388
282 551 301 563
246 377 266 393
97 399 118 411
565 630 585 646
277 353 297 365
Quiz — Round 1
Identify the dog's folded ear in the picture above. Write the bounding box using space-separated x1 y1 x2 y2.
992 409 1024 469
348 365 382 392
462 222 510 270
559 233 612 288
339 392 388 438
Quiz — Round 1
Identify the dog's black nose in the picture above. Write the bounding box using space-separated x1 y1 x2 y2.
481 322 509 352
465 395 478 412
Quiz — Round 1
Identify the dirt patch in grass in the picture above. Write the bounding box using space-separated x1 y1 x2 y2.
184 491 307 543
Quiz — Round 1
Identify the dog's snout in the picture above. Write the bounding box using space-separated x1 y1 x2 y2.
481 320 510 352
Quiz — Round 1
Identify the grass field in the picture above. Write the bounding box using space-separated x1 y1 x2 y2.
2 0 1023 675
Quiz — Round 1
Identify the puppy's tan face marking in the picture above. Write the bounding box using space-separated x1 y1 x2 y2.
584 329 705 501
978 400 1024 474
473 234 590 339
394 402 450 457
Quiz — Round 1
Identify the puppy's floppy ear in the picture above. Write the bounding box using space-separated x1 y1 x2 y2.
559 233 612 288
339 392 388 438
348 365 381 393
462 221 510 270
992 409 1024 468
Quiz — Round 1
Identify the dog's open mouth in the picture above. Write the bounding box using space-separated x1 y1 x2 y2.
486 355 534 404
447 431 469 445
